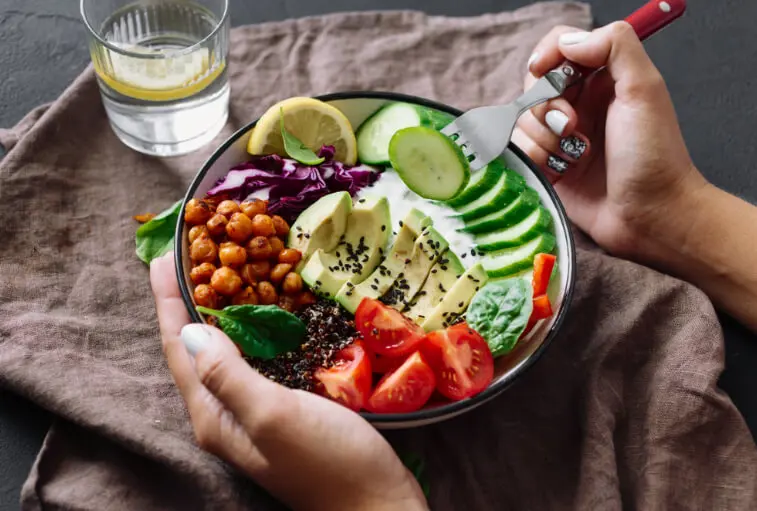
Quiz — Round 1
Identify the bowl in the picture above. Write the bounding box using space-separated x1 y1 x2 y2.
175 91 576 429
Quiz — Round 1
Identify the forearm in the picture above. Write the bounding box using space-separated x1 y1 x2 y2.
641 182 757 332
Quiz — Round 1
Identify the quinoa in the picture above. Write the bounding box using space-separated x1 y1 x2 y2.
246 299 360 391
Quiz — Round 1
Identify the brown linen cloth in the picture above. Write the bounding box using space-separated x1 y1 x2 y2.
1 4 756 510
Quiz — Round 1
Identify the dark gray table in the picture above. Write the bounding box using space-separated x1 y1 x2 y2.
2 0 756 509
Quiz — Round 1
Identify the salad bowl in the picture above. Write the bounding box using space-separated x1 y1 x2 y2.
175 91 576 429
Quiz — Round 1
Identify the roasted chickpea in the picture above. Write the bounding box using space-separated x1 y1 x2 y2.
218 242 247 267
232 286 260 306
270 263 293 285
296 290 317 309
226 212 255 243
282 272 303 295
271 215 290 236
268 236 284 259
257 281 278 305
188 225 209 244
246 236 273 260
251 214 276 237
210 267 243 296
190 262 216 285
190 236 218 264
246 260 271 281
278 248 302 266
216 200 240 217
239 199 268 218
193 284 218 308
185 198 213 225
206 213 228 237
278 295 297 313
240 263 257 286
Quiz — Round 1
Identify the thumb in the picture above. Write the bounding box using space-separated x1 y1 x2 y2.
181 323 292 439
557 21 667 103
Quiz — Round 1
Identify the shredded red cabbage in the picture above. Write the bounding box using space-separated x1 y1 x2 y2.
207 146 381 223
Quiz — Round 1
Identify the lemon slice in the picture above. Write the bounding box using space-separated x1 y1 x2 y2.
248 97 358 165
93 43 225 102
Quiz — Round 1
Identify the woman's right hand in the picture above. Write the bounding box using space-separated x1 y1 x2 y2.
513 22 709 264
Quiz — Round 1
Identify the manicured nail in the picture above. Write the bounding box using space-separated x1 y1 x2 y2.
547 155 569 174
181 324 213 357
527 52 540 70
545 110 569 137
559 32 591 45
560 136 587 160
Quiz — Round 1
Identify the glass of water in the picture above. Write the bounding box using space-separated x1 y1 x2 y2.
81 0 230 157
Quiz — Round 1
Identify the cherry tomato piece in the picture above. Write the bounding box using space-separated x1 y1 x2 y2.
314 342 372 412
366 351 436 414
420 323 494 401
355 298 425 357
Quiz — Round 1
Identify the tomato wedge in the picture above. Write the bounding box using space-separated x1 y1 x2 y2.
355 298 425 357
366 352 436 414
532 253 556 296
314 342 372 412
421 323 494 401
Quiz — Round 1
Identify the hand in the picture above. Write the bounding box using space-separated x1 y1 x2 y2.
149 253 428 511
513 22 709 262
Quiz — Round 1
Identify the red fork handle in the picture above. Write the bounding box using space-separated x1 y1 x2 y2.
627 0 687 41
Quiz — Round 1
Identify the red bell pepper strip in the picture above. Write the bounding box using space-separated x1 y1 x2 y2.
532 253 556 297
531 294 553 321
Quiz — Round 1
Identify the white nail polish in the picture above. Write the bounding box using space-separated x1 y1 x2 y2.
559 32 591 45
181 324 212 357
527 52 539 70
545 110 569 137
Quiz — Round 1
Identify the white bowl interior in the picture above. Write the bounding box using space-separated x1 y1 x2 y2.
180 96 573 425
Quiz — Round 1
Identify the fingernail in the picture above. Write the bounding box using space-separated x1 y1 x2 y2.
545 110 569 137
547 155 570 174
527 52 540 70
559 32 591 45
181 324 214 357
560 136 587 160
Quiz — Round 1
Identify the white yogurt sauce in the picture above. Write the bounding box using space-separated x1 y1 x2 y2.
357 169 480 267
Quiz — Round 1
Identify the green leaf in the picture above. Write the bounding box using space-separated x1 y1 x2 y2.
279 107 325 166
196 305 306 359
467 278 533 357
135 200 182 264
398 450 430 499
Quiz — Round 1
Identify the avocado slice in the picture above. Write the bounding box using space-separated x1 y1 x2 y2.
459 187 540 235
380 226 448 311
480 233 556 279
288 192 353 270
300 196 391 298
403 250 465 324
335 208 431 313
422 263 489 332
474 206 553 252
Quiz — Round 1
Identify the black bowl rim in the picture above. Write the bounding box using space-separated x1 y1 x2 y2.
175 90 576 425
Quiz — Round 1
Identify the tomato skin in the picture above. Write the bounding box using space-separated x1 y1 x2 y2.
355 298 426 357
421 323 494 401
366 352 436 414
370 352 409 374
314 342 372 412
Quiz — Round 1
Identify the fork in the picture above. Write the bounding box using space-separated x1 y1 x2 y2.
442 0 688 171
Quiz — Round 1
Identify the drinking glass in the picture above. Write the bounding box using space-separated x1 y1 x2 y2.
81 0 230 157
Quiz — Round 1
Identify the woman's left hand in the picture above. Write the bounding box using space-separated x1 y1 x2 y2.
150 253 428 511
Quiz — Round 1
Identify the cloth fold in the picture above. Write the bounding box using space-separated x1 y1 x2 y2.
2 4 756 510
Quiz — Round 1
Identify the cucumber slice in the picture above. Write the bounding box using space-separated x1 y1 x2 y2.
445 158 504 209
474 206 553 252
454 170 524 223
389 126 471 201
480 234 556 279
460 187 540 235
356 103 453 165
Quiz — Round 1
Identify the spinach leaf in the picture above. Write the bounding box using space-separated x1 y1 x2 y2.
196 305 306 359
398 450 430 499
467 278 533 357
135 200 182 264
280 108 325 166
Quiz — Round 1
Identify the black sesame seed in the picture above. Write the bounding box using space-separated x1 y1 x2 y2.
316 280 322 286
458 302 464 308
440 266 448 271
471 249 476 256
399 220 404 227
358 198 366 203
462 253 467 259
381 225 386 232
304 233 311 239
371 284 378 290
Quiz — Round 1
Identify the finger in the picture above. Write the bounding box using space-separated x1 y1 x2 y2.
557 22 667 103
526 25 585 78
558 133 591 163
512 127 563 184
516 111 563 155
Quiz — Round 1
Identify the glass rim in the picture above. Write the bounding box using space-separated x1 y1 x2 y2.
80 0 229 59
